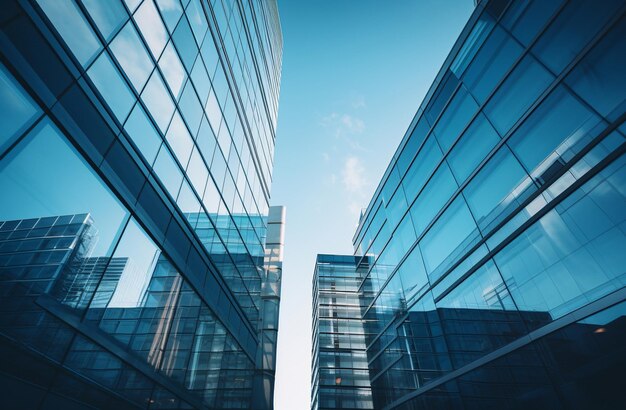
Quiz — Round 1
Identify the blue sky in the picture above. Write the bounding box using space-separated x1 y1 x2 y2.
270 1 474 408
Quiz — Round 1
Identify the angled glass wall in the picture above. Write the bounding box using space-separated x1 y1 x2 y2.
346 0 626 408
0 0 283 408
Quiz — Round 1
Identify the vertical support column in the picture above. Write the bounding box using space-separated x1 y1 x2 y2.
252 206 286 409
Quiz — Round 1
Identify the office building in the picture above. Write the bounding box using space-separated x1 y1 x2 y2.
0 0 283 408
311 255 373 410
312 0 626 408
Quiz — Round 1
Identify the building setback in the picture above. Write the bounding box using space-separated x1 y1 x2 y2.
312 0 626 408
0 0 283 408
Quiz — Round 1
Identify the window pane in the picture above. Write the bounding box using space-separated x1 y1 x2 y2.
397 118 430 175
501 0 563 47
186 147 209 196
463 25 524 104
0 65 41 155
124 103 162 164
508 85 602 174
172 15 198 72
159 41 187 99
165 111 194 167
495 156 626 325
178 81 203 135
88 51 135 122
402 138 443 199
155 0 183 33
141 70 175 133
447 113 500 184
433 85 479 153
532 0 622 75
484 55 554 135
133 0 168 59
36 0 101 67
0 119 128 255
109 22 153 92
81 0 128 42
464 147 527 230
153 145 183 198
421 197 479 281
565 17 626 121
409 163 457 238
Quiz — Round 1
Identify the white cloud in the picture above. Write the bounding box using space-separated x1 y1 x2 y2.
321 113 365 137
340 114 365 134
342 156 366 193
352 96 366 109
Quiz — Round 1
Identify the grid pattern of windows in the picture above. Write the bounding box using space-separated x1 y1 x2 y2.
0 0 282 408
311 255 374 410
346 0 626 408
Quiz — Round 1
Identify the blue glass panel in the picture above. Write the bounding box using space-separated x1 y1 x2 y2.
396 244 428 308
0 65 41 156
88 51 135 122
501 0 563 47
159 41 187 100
402 138 443 199
178 81 203 135
463 25 524 105
433 86 479 153
425 70 459 125
124 103 162 164
141 70 175 133
155 0 183 33
0 118 128 256
532 0 622 75
165 111 194 168
109 21 153 93
153 145 183 199
495 156 626 324
186 0 208 46
447 113 500 184
508 85 601 173
484 55 554 135
439 260 515 310
464 147 527 230
133 0 168 59
36 0 101 67
409 163 457 238
421 197 479 281
172 15 198 72
81 0 127 42
566 17 626 121
450 13 495 77
191 56 211 106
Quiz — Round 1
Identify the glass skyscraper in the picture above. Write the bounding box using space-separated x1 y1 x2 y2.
312 0 626 408
311 255 373 410
0 0 283 408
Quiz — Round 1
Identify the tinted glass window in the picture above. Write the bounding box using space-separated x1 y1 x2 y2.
464 147 528 231
463 25 524 105
433 85 479 153
447 113 500 184
532 0 622 75
37 0 101 67
0 65 41 156
109 21 153 92
88 51 135 122
484 55 554 135
81 0 128 42
508 85 601 173
565 17 626 121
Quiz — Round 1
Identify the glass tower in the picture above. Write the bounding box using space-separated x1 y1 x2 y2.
311 255 373 410
313 0 626 408
0 0 283 408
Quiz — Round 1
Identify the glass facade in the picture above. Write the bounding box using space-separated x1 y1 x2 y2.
0 0 283 409
314 0 626 408
311 255 374 410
